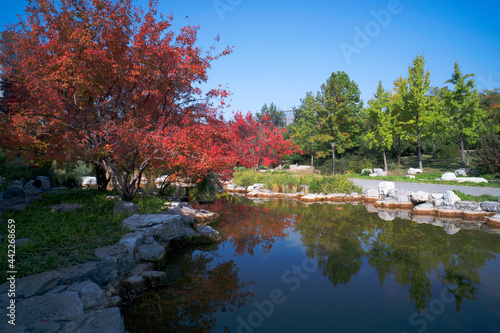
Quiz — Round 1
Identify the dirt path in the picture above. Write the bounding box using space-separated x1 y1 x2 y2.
349 178 500 197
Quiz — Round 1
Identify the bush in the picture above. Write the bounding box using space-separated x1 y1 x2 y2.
316 154 379 175
474 134 500 177
50 160 94 187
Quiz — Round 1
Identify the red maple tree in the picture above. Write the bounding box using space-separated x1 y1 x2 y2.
230 111 301 169
0 0 234 200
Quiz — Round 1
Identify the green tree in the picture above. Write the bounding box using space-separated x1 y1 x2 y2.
317 71 363 174
444 62 484 167
364 81 393 172
256 102 286 128
427 87 451 162
391 76 411 165
399 55 431 170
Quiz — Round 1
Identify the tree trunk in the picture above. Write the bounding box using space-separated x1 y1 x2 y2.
310 143 314 166
383 150 388 173
432 135 437 163
466 141 470 166
102 159 148 201
397 136 402 165
460 130 465 168
94 163 110 193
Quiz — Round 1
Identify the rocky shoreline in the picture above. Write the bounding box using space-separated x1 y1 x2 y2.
224 180 500 231
0 201 221 333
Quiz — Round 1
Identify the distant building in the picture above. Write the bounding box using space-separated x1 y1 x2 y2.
283 110 294 126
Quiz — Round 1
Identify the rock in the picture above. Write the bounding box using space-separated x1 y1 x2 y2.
408 168 423 175
113 201 139 216
410 191 429 205
361 169 373 175
108 296 122 307
95 245 131 269
377 210 396 221
300 194 322 202
196 225 220 237
180 207 219 225
433 199 444 207
122 275 147 292
123 214 184 244
480 201 500 212
80 176 97 187
455 168 468 177
17 291 84 329
428 193 443 201
24 179 44 195
141 271 168 285
455 177 488 183
378 181 395 196
413 203 437 215
68 281 109 310
443 222 461 235
440 173 457 181
60 307 126 333
370 168 387 177
0 271 60 299
325 193 347 202
455 201 479 211
437 206 463 218
58 261 119 285
118 232 145 251
443 190 461 206
487 214 500 227
3 185 25 199
406 175 416 179
36 176 51 192
364 188 380 202
47 203 84 212
137 242 166 261
386 188 399 197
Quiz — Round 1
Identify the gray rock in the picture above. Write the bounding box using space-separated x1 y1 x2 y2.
441 172 457 181
443 190 461 206
117 231 145 250
394 194 410 203
24 180 43 196
365 188 380 200
95 245 131 269
196 225 219 236
122 276 146 292
44 285 68 295
378 181 395 196
137 242 165 261
60 307 126 333
144 235 155 244
408 168 423 175
35 176 51 192
387 188 399 197
410 191 429 205
0 271 60 299
123 214 184 244
58 261 119 285
113 201 139 216
68 281 109 310
480 201 500 212
47 203 84 213
455 168 468 177
17 291 84 329
433 199 444 207
109 296 122 307
455 201 479 211
3 186 25 199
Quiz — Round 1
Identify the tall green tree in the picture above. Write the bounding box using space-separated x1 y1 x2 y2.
427 87 451 162
400 55 431 170
317 71 363 174
444 62 485 167
391 76 411 165
256 102 286 128
364 81 393 172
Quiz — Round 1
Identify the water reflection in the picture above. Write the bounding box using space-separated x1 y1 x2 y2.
200 197 500 312
122 250 253 332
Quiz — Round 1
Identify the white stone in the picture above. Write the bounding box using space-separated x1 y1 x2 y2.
406 175 416 179
443 190 461 206
79 176 97 186
440 173 456 181
455 168 468 176
455 177 488 183
408 168 422 175
378 181 395 196
410 191 429 204
365 188 380 200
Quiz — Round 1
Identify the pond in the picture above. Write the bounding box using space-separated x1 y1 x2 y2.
121 197 500 333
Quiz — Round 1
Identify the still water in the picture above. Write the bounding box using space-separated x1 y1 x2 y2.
122 197 500 333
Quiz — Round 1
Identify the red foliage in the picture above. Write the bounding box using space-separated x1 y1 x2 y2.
0 0 234 199
230 112 301 168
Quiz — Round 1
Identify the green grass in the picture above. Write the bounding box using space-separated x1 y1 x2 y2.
232 170 362 194
350 154 500 188
453 190 498 202
0 189 165 283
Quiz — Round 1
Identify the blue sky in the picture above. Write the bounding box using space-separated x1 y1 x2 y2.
2 0 500 119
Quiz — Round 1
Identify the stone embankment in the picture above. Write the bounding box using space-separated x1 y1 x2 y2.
0 201 220 333
224 181 500 232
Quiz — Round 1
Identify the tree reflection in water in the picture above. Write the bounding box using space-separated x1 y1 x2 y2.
122 252 253 333
201 197 500 313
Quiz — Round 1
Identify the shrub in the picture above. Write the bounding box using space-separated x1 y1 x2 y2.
474 134 500 177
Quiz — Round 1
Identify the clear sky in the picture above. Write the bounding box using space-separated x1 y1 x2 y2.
2 0 500 119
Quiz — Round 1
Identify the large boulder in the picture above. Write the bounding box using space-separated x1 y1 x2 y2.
443 190 461 206
60 307 126 333
123 214 184 244
377 181 395 197
410 191 429 205
481 201 500 212
440 173 457 181
68 281 109 310
3 185 25 199
370 168 387 177
454 168 468 176
0 270 60 299
408 168 423 175
57 261 119 285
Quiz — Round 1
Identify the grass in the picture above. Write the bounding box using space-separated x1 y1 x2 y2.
232 170 362 194
0 189 165 283
453 190 498 202
350 154 500 188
